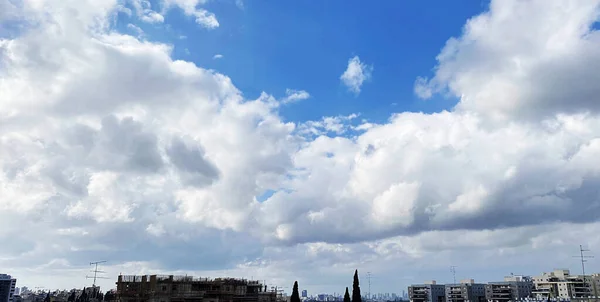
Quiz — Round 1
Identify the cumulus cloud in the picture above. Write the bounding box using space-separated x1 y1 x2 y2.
2 0 600 294
340 56 373 95
414 0 600 121
281 89 310 104
213 54 223 59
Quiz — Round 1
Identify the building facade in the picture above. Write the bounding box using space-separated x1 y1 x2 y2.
532 269 598 299
116 275 278 302
445 280 485 302
0 274 17 302
485 276 533 302
408 281 446 302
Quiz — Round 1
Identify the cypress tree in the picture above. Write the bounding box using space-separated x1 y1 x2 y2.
352 270 361 302
104 291 114 302
81 288 88 302
68 291 76 302
290 281 301 302
344 287 351 302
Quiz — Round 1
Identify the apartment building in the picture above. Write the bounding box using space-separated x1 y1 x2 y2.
485 275 533 302
116 275 277 302
532 269 598 299
0 274 17 302
590 274 600 299
445 280 486 302
408 281 446 302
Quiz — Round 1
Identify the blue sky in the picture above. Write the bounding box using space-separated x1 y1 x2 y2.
119 0 487 123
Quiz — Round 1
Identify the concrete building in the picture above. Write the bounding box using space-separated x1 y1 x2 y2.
532 269 598 299
445 280 485 302
116 275 278 302
0 274 17 302
301 291 307 298
408 281 445 302
590 274 600 299
485 275 533 302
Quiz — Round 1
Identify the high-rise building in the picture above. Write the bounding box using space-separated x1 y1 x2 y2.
301 290 307 298
0 274 17 302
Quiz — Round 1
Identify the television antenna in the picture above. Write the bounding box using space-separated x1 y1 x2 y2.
573 245 593 277
86 261 109 288
367 272 372 301
450 266 457 284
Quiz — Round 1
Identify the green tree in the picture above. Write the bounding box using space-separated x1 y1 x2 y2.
104 291 114 302
68 291 76 302
344 287 351 302
290 281 301 302
80 288 88 302
352 270 361 302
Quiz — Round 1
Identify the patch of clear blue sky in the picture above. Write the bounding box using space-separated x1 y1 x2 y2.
116 0 489 124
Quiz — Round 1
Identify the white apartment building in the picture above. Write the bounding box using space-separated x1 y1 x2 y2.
532 269 599 299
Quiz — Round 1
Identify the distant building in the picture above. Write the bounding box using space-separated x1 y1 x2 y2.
485 275 533 302
532 269 599 299
301 291 307 298
445 279 485 302
408 281 445 302
0 274 17 302
116 275 278 302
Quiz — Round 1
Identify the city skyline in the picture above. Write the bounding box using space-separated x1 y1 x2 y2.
2 0 600 296
6 259 599 295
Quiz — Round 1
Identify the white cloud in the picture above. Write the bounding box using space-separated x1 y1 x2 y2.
127 23 144 36
162 0 219 29
236 0 244 10
2 0 600 294
130 0 164 24
414 0 600 121
281 89 310 104
340 56 373 95
297 113 359 136
213 54 223 59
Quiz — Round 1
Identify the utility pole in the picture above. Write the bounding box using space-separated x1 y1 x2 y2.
86 261 109 288
450 266 457 284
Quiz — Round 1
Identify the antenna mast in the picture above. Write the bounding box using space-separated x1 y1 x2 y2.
573 245 593 277
450 266 457 284
86 260 109 288
573 244 594 296
367 272 372 301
